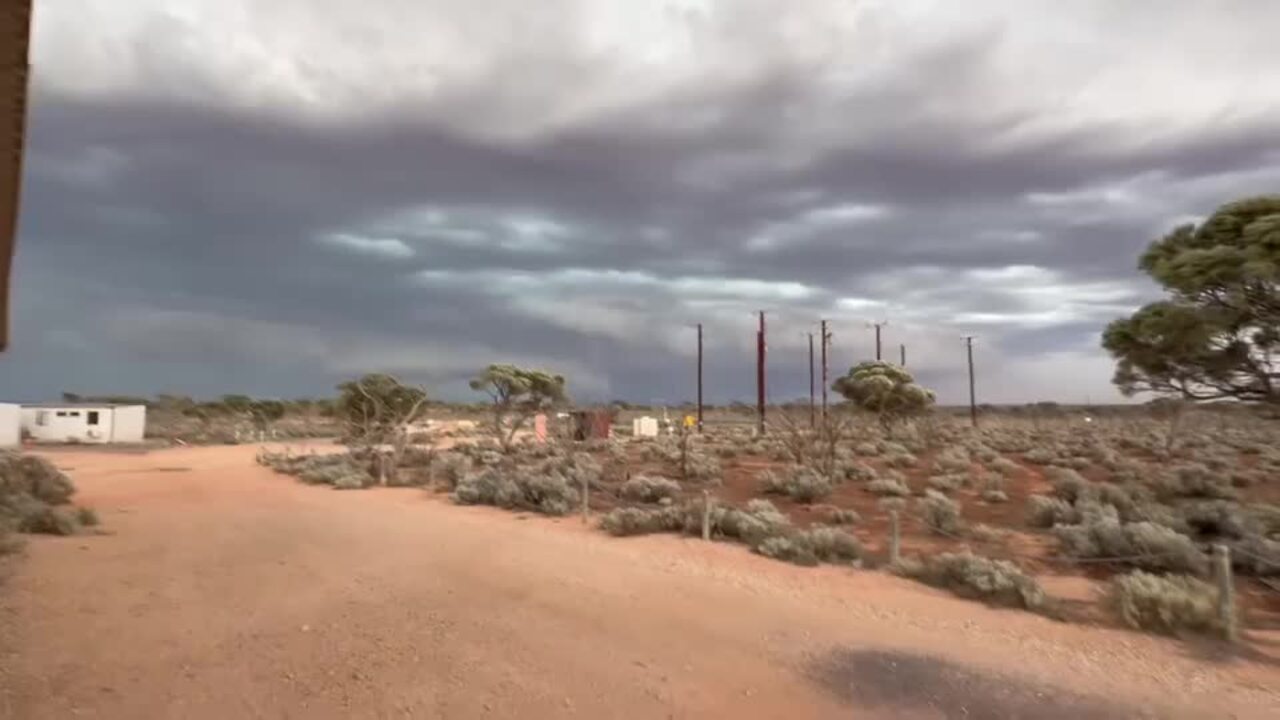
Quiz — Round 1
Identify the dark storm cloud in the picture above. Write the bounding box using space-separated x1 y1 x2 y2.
6 0 1280 404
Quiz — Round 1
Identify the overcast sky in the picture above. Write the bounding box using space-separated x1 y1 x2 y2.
3 0 1279 404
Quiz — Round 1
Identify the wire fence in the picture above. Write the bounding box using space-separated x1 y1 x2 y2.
907 513 1279 592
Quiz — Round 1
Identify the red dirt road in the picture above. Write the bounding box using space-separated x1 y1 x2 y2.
2 445 1278 719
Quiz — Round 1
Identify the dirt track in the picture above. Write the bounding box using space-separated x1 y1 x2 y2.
1 445 1278 719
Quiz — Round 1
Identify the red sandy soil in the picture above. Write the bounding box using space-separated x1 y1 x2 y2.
1 443 1278 719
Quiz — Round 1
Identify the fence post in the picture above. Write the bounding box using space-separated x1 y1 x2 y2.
888 510 900 566
1213 544 1237 643
581 475 590 524
701 490 712 541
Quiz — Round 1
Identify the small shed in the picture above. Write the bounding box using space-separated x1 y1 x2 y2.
20 403 147 444
0 403 19 447
570 410 613 441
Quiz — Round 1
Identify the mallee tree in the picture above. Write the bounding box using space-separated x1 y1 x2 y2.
1103 195 1280 406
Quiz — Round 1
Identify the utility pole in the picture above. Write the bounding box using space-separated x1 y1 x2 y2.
899 343 906 367
696 323 704 433
871 321 887 361
807 332 815 429
820 319 831 421
965 335 978 428
756 311 767 435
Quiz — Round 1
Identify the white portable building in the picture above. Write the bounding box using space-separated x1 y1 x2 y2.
20 403 147 444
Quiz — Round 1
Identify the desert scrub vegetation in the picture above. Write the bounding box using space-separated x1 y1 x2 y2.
931 446 970 474
0 451 97 539
925 473 965 493
755 526 863 567
819 505 860 525
259 451 373 490
867 473 910 497
986 456 1022 478
917 490 963 536
599 498 862 567
758 466 832 503
452 466 579 516
1106 571 1221 636
892 552 1048 612
619 474 682 503
1053 520 1210 575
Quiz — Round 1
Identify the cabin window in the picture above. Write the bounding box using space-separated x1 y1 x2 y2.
87 411 100 426
55 411 66 417
36 411 48 426
68 411 81 418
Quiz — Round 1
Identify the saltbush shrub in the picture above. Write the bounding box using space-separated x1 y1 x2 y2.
1106 571 1220 636
822 506 861 525
1053 520 1209 575
619 474 682 503
867 477 910 497
755 526 863 567
759 467 832 503
1027 495 1075 528
987 457 1021 477
918 490 963 536
926 474 965 493
0 452 89 538
452 467 578 516
892 552 1047 611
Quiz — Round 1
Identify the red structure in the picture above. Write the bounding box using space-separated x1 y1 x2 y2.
571 410 612 441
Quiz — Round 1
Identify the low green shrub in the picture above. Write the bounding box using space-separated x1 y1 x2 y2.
918 490 962 536
1155 464 1237 502
884 453 919 469
867 477 910 497
600 505 686 536
75 507 100 527
619 474 682 503
892 552 1047 611
1106 571 1220 636
987 457 1022 477
926 474 965 493
759 467 832 503
1052 520 1209 575
755 526 862 567
1027 495 1074 528
1230 535 1280 577
822 506 861 525
452 467 579 516
932 447 970 474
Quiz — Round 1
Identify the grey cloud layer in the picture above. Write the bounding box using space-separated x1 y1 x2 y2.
5 0 1280 404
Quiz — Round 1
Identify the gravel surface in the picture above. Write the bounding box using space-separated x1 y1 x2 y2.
1 443 1277 719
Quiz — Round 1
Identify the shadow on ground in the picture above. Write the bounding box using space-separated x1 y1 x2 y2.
807 648 1154 719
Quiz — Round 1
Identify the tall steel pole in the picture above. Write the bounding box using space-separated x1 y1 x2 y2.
873 322 884 361
900 343 906 367
696 323 704 433
965 336 978 428
756 311 767 435
807 332 815 429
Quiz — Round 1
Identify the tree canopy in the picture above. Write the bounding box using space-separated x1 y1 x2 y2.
336 373 429 444
832 361 935 428
1102 196 1280 405
470 364 567 449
